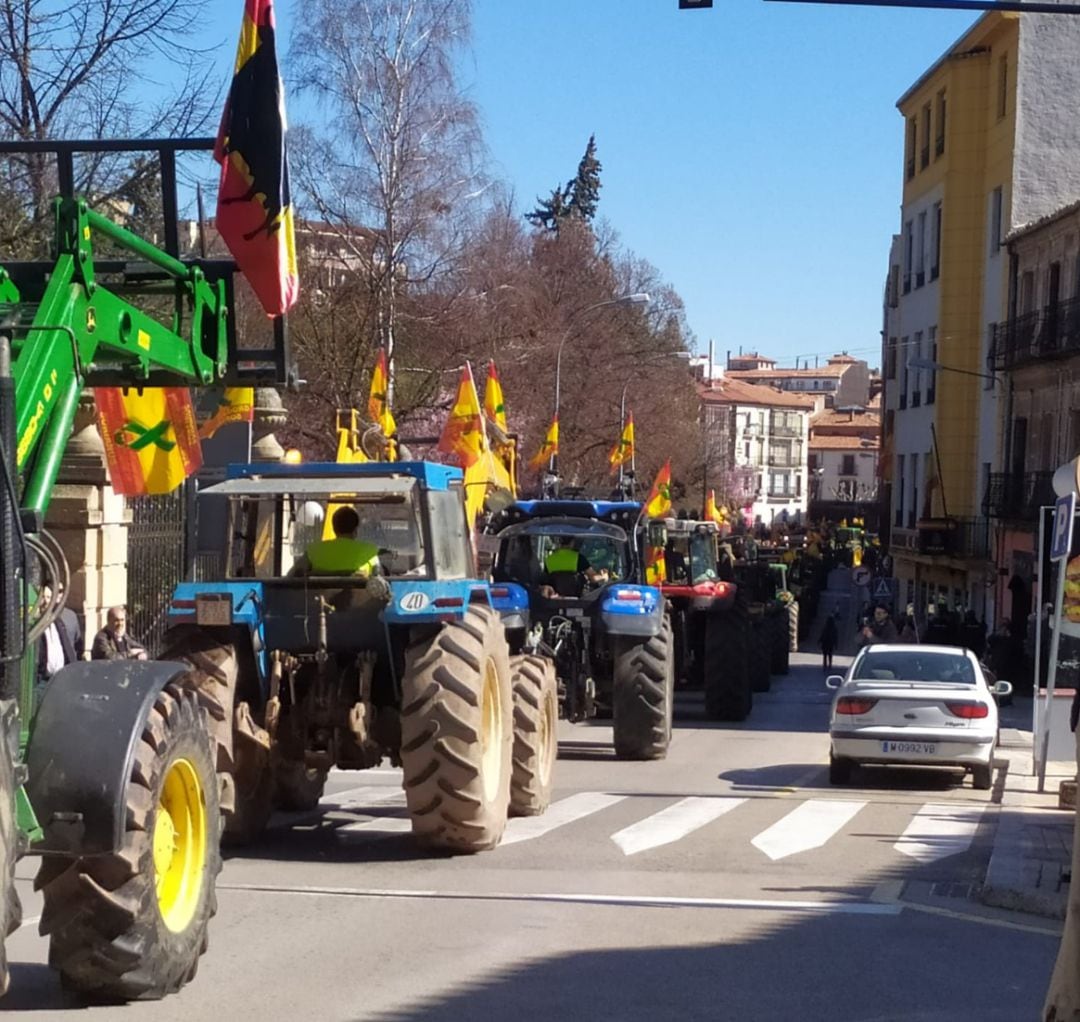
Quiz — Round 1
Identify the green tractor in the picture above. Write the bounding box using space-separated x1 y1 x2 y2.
0 137 287 1000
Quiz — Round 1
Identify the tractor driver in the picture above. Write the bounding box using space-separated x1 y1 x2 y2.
294 506 381 577
541 536 609 598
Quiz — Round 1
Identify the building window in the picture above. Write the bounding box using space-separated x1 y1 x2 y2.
903 222 913 293
896 454 905 528
990 187 1003 256
935 90 946 156
841 454 856 476
1020 270 1035 315
916 211 926 287
920 103 931 169
808 453 819 472
912 330 922 406
886 336 897 380
997 54 1008 120
927 327 936 404
900 337 909 409
906 118 916 180
889 264 900 308
931 202 942 280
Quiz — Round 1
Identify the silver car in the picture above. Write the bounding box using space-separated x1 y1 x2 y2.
826 644 1012 789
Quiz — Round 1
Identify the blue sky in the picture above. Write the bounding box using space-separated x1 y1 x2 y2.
202 1 980 369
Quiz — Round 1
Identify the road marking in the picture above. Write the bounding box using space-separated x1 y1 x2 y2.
893 803 986 862
751 799 867 861
901 899 1062 936
216 882 902 915
502 792 626 845
611 797 746 856
338 815 412 838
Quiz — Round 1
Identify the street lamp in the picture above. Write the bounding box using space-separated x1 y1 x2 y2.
906 357 998 386
550 292 651 474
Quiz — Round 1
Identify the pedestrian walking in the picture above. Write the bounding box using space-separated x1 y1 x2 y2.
820 612 839 671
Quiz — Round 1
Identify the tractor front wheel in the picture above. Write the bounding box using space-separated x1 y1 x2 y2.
400 605 513 852
36 684 220 1000
509 654 558 817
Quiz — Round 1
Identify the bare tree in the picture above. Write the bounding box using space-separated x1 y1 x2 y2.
291 0 484 399
0 0 218 249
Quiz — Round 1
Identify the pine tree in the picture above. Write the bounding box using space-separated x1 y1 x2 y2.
567 134 601 224
525 135 602 232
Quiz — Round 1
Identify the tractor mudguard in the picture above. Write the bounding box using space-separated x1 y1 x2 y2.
489 582 530 631
599 584 665 638
25 660 192 857
384 580 492 625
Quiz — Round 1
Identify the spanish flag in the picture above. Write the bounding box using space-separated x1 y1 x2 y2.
95 388 202 496
484 360 508 434
705 489 725 526
199 387 255 440
367 348 396 437
608 414 635 472
528 417 559 471
437 364 487 469
215 0 299 316
643 459 672 519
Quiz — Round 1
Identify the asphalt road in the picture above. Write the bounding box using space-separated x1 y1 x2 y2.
4 653 1062 1020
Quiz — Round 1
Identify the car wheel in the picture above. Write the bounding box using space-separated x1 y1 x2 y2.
971 763 993 790
829 752 853 785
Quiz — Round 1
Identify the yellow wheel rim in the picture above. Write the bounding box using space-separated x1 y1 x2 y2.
538 686 557 789
480 658 504 803
154 757 207 933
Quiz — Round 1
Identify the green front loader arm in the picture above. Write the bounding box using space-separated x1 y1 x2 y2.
8 197 228 518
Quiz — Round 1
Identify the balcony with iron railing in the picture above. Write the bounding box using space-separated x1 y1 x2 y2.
769 423 802 438
916 516 991 560
991 298 1080 371
982 470 1056 522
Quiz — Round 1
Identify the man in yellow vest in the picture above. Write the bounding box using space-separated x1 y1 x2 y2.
542 536 607 597
296 506 380 577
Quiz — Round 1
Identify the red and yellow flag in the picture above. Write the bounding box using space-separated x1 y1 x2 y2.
643 459 672 519
215 0 298 316
705 489 726 526
367 349 396 437
438 364 487 469
528 417 559 471
199 387 255 440
484 360 508 434
95 388 202 496
608 413 635 472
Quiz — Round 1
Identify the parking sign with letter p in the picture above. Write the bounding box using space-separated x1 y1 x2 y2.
1051 493 1076 562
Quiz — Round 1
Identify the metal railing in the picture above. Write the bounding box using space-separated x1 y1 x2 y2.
991 300 1080 371
916 516 991 560
982 470 1055 521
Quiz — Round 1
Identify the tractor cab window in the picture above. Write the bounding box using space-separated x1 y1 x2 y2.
688 532 718 584
495 524 628 590
426 488 471 579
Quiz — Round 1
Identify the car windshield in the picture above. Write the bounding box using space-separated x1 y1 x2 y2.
852 651 977 685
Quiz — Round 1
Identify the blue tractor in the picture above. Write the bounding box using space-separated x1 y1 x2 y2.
161 460 557 853
487 500 674 760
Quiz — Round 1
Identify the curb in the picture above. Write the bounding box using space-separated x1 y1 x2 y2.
980 807 1070 920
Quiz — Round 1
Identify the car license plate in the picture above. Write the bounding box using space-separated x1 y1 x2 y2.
882 741 937 755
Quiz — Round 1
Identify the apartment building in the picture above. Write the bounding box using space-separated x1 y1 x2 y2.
882 8 1080 625
726 354 870 410
985 199 1080 626
808 407 881 525
700 377 814 526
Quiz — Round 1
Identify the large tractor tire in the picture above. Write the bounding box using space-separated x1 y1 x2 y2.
0 700 21 998
508 654 558 817
162 627 270 845
704 597 753 722
769 611 790 676
612 614 674 761
36 684 220 1000
400 604 513 852
273 760 328 812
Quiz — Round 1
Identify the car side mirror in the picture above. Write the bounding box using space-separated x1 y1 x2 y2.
825 675 844 690
993 680 1013 698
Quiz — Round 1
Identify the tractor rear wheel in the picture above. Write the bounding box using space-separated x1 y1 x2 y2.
400 605 513 852
704 597 753 722
769 611 790 675
0 700 20 998
509 654 558 817
750 619 771 693
36 684 220 1000
612 614 674 761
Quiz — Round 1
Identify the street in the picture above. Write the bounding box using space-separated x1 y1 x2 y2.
4 652 1061 1021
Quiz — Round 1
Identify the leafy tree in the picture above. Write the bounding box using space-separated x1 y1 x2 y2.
526 135 602 232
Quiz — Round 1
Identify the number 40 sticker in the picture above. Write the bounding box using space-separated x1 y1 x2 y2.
399 591 430 612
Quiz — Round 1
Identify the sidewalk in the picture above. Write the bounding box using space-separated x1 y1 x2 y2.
980 721 1075 920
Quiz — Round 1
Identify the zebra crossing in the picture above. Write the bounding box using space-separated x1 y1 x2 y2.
312 779 990 865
